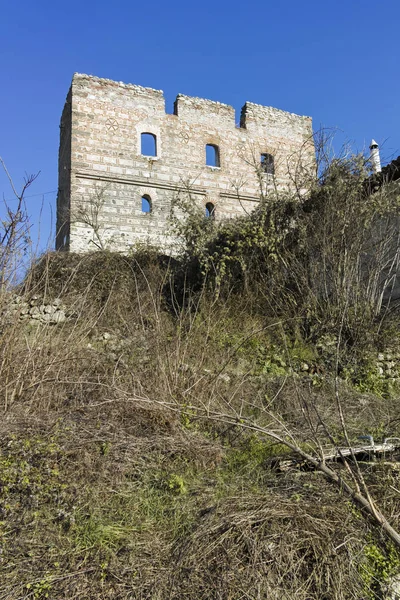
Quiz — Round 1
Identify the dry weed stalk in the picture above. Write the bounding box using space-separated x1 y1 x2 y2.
0 158 39 288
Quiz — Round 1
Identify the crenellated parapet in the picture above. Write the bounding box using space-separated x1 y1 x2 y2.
240 102 312 142
174 94 236 127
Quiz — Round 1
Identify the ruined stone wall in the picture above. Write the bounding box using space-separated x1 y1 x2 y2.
57 73 314 253
56 89 72 250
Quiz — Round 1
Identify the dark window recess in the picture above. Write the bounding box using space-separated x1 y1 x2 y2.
261 153 275 175
206 144 220 167
141 195 152 213
141 133 157 157
205 202 215 218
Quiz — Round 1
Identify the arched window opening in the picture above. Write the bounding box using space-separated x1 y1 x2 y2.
206 144 220 167
141 133 157 157
141 195 152 214
261 153 274 175
205 202 215 219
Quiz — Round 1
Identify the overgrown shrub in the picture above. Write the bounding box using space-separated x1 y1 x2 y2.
171 154 400 358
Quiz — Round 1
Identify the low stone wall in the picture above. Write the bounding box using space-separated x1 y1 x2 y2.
377 350 400 381
5 295 68 324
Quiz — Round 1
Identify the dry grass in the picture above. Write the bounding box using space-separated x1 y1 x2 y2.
160 491 367 600
0 250 400 599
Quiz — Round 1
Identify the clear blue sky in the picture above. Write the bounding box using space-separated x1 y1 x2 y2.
1 0 399 250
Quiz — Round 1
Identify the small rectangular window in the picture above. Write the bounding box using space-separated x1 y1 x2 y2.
206 144 220 167
141 195 152 213
205 202 215 219
261 153 274 175
141 133 157 157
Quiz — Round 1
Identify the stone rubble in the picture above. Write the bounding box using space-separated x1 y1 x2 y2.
4 295 69 325
376 349 400 381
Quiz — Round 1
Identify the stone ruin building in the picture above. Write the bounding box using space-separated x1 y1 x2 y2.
56 73 315 253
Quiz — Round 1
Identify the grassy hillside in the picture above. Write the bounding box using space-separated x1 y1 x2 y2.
0 248 399 600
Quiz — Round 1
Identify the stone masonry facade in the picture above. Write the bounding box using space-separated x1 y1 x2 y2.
56 73 314 253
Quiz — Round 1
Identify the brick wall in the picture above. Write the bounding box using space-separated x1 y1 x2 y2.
56 73 314 253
